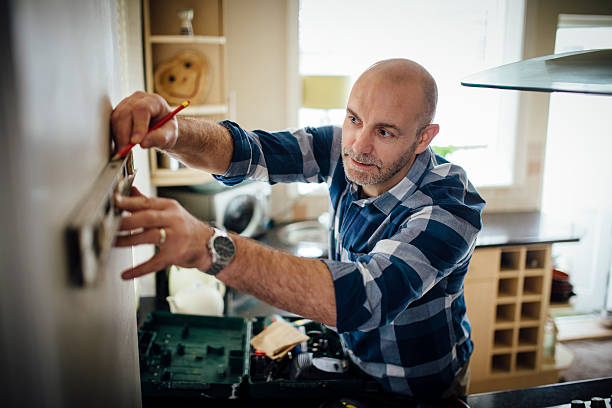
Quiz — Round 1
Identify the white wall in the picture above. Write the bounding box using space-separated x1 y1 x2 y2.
225 0 302 220
118 0 157 297
225 0 299 131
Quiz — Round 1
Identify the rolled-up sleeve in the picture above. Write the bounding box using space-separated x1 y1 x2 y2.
322 203 481 333
214 120 339 186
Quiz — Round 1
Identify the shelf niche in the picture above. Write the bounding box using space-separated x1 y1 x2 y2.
525 249 547 269
518 327 539 346
523 276 544 296
493 329 514 349
498 277 519 297
491 353 512 373
516 351 537 370
149 0 223 37
496 303 516 323
520 301 541 322
500 250 521 271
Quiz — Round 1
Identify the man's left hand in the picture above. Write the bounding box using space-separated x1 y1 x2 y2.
114 186 213 279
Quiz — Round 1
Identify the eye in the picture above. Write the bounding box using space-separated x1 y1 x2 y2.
184 62 192 68
378 128 394 138
348 115 359 124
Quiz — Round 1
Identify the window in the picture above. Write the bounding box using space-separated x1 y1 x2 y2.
541 15 612 313
297 0 525 188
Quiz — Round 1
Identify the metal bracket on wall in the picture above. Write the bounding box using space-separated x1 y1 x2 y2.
66 153 136 286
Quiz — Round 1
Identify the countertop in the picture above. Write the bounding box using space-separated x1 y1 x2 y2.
475 211 581 248
259 211 581 256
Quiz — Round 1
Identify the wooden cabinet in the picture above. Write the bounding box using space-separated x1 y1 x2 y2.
465 244 561 393
143 0 230 186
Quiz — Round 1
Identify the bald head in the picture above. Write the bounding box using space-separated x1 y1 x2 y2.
359 59 438 132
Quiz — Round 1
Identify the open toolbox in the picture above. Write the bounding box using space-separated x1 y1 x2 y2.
138 311 380 400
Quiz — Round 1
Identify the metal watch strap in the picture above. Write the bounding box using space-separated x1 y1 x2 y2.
204 227 235 276
206 262 225 276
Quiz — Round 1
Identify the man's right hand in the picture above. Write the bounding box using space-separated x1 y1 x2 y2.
111 91 179 154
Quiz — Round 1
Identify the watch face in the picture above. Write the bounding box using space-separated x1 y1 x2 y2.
213 235 235 259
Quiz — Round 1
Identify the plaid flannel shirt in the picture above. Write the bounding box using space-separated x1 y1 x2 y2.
215 121 485 397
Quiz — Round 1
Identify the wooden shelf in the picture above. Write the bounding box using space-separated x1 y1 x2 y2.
516 345 538 352
521 294 543 302
497 296 518 303
465 244 555 392
177 104 228 116
150 168 214 187
144 0 229 187
149 35 226 44
524 268 546 276
496 297 517 305
494 321 516 330
518 320 540 328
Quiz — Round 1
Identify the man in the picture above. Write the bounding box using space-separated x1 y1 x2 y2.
112 59 485 398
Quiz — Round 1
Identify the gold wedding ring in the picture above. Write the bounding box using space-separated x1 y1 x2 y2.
159 227 167 245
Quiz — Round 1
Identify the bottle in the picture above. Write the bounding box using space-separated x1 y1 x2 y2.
177 9 194 36
543 315 557 363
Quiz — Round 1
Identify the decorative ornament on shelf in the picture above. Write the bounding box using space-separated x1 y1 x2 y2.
154 50 209 106
177 9 194 36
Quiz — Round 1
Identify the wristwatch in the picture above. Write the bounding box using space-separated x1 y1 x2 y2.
205 227 236 276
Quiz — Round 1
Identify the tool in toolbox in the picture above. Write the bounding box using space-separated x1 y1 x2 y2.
137 311 380 400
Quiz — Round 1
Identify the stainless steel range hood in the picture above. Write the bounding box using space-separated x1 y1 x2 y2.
461 48 612 95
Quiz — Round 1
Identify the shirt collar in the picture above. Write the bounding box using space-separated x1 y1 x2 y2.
347 147 433 215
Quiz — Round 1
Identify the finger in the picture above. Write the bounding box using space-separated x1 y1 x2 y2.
111 92 168 151
119 210 168 231
140 118 177 149
115 192 171 213
130 185 146 198
114 228 166 247
110 110 133 152
130 105 152 145
121 253 168 280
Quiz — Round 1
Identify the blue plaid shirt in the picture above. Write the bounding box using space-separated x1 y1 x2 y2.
215 121 485 397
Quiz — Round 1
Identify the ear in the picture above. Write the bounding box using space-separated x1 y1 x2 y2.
415 124 439 154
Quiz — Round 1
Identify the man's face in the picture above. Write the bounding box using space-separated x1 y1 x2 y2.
341 72 426 197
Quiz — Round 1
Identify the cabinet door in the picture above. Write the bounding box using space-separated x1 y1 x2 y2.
464 249 499 381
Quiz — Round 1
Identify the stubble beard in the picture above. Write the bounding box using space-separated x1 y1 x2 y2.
342 141 418 186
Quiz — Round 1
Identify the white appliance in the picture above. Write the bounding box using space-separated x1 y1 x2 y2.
158 181 271 238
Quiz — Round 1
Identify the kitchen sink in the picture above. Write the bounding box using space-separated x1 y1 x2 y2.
275 220 328 258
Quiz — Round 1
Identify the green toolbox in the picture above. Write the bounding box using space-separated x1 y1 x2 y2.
138 311 379 400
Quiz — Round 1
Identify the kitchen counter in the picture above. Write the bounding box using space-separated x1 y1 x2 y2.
476 211 581 247
258 211 581 255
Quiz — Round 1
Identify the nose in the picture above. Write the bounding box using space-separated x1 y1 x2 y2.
351 127 374 155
